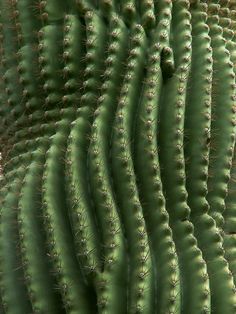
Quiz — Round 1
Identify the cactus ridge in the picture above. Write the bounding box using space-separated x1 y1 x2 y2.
134 32 180 314
64 11 100 288
1 0 236 313
17 147 63 313
42 120 96 313
207 3 236 232
219 0 236 294
0 177 32 314
87 14 129 313
66 108 100 280
184 3 236 314
158 2 211 313
111 24 154 313
224 144 236 287
66 0 106 270
0 141 36 314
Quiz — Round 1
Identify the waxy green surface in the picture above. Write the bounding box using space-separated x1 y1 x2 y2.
0 1 236 313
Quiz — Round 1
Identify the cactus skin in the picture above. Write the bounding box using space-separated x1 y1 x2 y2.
184 3 236 314
18 145 62 313
206 3 236 232
224 145 236 286
88 14 129 313
158 2 211 313
133 5 180 311
111 25 153 313
1 1 236 313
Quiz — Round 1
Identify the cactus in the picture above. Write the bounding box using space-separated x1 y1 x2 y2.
1 0 236 313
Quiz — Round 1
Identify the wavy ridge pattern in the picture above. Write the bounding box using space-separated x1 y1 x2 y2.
0 1 236 313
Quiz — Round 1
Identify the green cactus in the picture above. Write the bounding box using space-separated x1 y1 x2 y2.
1 0 236 313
